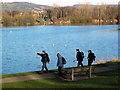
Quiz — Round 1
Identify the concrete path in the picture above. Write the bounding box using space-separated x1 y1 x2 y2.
1 72 58 83
1 65 120 83
92 65 120 73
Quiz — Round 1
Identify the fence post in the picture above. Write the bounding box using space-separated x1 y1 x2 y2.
72 68 74 80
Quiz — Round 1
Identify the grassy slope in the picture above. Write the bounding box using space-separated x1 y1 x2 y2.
2 70 119 88
1 72 37 78
1 70 58 78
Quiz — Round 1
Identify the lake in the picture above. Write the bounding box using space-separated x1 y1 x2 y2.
2 25 118 75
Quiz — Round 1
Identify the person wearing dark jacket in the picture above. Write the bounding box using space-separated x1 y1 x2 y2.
87 50 95 66
76 49 84 67
57 53 64 76
34 50 50 72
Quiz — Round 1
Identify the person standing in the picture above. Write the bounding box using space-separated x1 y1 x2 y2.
76 49 84 67
57 53 65 76
87 50 96 66
34 50 50 73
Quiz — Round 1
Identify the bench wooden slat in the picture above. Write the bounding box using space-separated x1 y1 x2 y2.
74 67 89 72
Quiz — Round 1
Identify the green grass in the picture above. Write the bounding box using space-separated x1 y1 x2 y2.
1 71 37 78
1 70 58 78
2 70 119 88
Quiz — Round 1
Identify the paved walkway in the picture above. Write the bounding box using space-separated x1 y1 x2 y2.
1 72 58 83
92 65 119 73
1 65 120 83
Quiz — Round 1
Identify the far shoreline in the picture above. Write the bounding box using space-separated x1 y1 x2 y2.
1 24 118 28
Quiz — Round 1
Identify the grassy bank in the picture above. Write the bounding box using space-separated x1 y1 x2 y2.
1 61 120 78
1 70 58 78
1 72 38 78
2 70 119 88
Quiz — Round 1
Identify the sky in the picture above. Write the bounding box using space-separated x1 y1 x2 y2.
1 0 120 6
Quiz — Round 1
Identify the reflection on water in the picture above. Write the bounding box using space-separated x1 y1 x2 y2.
2 25 118 74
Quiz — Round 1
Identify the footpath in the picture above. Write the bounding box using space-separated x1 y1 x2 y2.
1 64 120 83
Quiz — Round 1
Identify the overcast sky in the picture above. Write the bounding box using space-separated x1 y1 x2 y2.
1 0 119 6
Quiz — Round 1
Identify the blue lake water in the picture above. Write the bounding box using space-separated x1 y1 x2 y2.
2 25 118 75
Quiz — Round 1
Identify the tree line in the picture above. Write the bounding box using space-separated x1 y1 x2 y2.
2 3 119 27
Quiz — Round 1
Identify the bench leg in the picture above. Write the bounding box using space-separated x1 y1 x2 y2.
89 66 91 78
72 68 74 80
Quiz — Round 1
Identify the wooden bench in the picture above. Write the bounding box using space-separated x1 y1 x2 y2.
63 66 95 81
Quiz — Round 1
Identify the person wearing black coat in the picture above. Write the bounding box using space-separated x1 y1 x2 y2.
34 50 50 72
87 50 95 66
76 49 84 67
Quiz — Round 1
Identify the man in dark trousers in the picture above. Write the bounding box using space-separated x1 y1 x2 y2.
76 49 84 67
34 50 50 72
57 53 64 76
87 50 95 66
